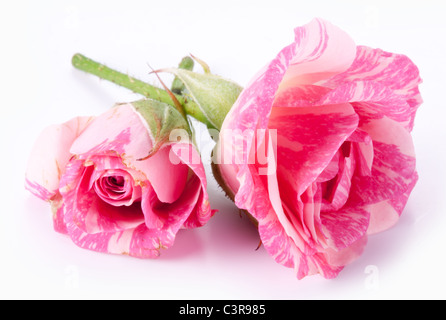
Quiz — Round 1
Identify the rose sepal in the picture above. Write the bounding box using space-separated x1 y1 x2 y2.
159 66 243 131
129 99 192 160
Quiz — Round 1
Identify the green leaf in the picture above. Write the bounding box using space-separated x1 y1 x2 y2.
161 68 243 131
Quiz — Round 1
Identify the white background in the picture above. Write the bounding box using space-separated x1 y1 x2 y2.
1 0 445 300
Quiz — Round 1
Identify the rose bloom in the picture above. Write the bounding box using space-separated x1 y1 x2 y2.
214 19 422 278
25 101 213 258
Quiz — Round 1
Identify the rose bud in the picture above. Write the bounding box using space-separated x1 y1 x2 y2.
25 99 214 258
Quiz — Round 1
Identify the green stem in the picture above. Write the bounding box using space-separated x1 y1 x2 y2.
72 53 215 129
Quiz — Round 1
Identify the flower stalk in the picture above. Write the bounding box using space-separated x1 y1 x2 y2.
71 53 215 129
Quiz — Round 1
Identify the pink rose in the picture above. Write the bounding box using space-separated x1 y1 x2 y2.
25 100 213 258
213 19 422 278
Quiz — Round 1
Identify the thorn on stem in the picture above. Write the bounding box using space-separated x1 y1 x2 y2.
147 63 187 119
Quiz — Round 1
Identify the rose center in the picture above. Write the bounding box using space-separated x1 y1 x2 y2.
105 176 126 193
93 170 141 206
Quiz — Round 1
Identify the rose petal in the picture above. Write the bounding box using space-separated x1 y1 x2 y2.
350 116 417 207
322 235 368 267
366 168 418 235
25 116 93 201
70 104 151 159
141 174 202 232
50 193 67 234
170 143 214 227
269 103 359 196
273 85 332 108
318 80 414 129
321 149 356 212
320 205 370 251
137 145 189 204
319 46 422 130
276 18 356 95
266 135 307 253
65 222 164 259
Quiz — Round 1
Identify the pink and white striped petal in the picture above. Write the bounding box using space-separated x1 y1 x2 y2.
277 18 356 93
318 80 414 129
170 143 214 228
65 222 167 259
319 46 422 131
25 116 93 201
141 174 202 233
269 103 359 197
348 116 417 234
